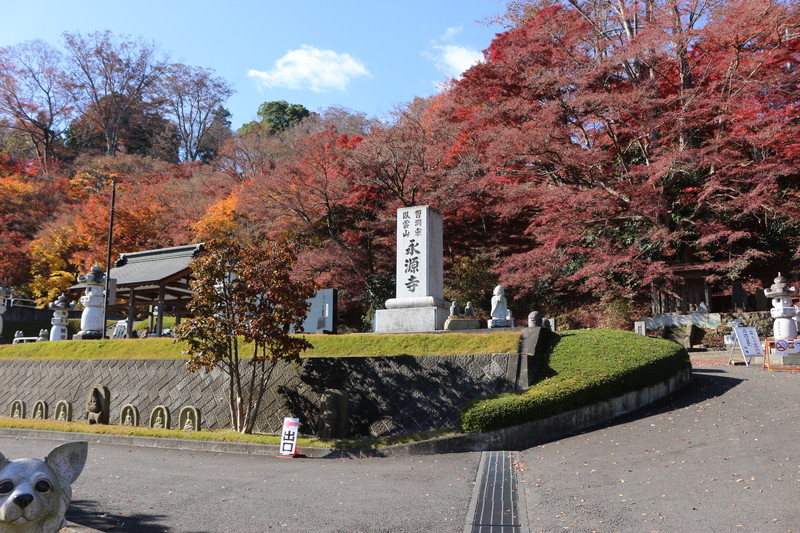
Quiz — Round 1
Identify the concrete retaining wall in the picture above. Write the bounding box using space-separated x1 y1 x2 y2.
379 366 693 454
0 353 520 437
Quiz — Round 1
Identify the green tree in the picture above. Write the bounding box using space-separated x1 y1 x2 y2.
253 100 311 134
175 239 318 434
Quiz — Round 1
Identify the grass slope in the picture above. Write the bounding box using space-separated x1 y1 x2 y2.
460 329 690 433
0 332 521 359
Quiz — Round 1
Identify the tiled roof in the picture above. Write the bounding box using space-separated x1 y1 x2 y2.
110 244 203 287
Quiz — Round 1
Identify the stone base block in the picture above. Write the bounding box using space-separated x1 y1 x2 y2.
488 318 513 328
375 306 449 333
444 318 480 331
773 353 800 365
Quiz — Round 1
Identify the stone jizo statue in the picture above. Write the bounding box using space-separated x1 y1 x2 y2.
489 286 514 328
84 385 109 425
450 301 459 318
464 302 474 317
528 311 543 328
0 441 87 533
490 286 510 320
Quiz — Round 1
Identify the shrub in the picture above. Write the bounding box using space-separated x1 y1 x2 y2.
460 329 690 433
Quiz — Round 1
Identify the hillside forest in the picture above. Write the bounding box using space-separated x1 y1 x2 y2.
0 0 798 330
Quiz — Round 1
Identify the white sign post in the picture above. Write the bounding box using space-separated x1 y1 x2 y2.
727 327 764 366
278 417 304 458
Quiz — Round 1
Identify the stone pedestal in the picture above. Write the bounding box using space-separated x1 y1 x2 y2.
443 317 480 331
376 306 450 333
488 318 513 328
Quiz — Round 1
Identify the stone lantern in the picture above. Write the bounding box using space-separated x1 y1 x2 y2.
0 285 11 339
76 264 106 340
763 273 798 341
49 293 76 341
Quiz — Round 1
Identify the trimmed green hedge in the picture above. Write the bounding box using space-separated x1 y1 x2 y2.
460 329 690 433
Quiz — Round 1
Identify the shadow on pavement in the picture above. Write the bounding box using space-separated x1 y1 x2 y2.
67 499 206 533
614 370 745 425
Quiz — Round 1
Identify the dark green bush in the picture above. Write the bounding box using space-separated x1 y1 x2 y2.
1 319 81 344
460 329 690 433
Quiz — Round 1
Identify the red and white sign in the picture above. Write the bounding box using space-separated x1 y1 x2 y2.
279 417 300 456
772 339 800 356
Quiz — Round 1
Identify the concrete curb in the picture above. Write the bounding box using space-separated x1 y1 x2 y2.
0 428 337 457
0 367 691 458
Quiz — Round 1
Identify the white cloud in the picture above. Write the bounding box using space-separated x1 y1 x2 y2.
425 27 484 80
430 44 484 78
248 45 371 93
441 26 464 41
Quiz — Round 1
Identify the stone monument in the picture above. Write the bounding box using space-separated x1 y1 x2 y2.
317 389 348 439
10 400 25 419
32 401 48 420
488 285 514 328
48 294 75 342
179 406 201 431
374 206 450 332
443 299 479 330
84 385 110 425
149 406 170 429
0 285 11 340
54 401 72 422
763 273 798 340
76 264 106 340
120 404 139 426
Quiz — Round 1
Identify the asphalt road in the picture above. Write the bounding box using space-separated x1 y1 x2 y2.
519 364 800 532
0 439 479 532
0 363 797 532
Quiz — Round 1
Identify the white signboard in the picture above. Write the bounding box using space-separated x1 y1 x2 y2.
733 327 764 357
279 417 300 456
728 327 763 366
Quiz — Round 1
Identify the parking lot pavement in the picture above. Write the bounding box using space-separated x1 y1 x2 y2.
519 363 799 532
0 437 480 533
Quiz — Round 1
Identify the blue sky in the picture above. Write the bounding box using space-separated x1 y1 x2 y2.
0 0 507 128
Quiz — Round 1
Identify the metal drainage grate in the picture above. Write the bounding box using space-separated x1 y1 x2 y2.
465 451 526 533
